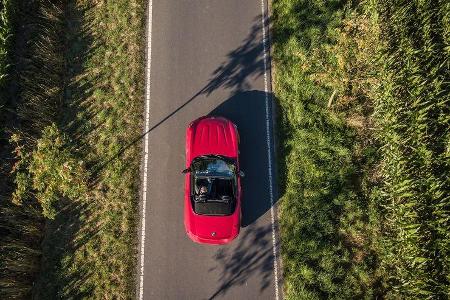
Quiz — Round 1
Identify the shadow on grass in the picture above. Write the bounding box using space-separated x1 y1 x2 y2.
0 0 42 297
62 1 102 153
272 0 346 50
31 2 105 299
34 198 96 299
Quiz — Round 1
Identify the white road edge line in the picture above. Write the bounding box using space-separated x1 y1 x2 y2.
137 2 276 299
139 0 152 299
260 1 280 300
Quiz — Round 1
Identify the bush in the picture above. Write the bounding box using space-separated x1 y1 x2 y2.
12 124 88 219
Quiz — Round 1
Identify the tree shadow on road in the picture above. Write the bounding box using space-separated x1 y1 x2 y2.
201 15 267 95
94 14 271 175
207 223 277 300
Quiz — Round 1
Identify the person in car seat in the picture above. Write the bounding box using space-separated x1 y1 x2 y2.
199 186 208 195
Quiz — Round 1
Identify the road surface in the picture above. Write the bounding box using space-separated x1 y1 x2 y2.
138 1 282 299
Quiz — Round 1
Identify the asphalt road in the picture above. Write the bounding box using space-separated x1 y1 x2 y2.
138 1 282 299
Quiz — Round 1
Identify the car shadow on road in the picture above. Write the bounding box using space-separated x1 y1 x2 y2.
206 90 281 299
209 90 278 227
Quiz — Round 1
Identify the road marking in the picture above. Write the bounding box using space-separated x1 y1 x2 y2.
139 0 152 299
138 2 276 299
260 0 280 299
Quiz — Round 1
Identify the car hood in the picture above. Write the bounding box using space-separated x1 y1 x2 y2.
189 117 237 159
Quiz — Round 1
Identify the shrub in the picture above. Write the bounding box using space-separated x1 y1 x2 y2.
12 124 88 219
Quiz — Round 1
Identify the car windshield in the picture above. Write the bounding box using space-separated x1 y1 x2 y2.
191 155 235 177
191 155 237 216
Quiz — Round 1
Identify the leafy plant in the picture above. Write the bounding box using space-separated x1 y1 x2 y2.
12 124 88 219
372 0 450 297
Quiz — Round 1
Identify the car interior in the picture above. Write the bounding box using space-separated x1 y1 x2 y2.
192 177 235 216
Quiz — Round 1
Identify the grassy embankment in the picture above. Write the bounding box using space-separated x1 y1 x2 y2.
1 0 145 298
273 0 381 298
273 0 449 298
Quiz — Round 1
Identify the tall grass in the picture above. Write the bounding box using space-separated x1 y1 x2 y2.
30 0 145 298
0 202 43 299
273 0 449 298
0 1 45 298
372 0 450 297
0 0 12 90
16 0 65 138
1 0 145 297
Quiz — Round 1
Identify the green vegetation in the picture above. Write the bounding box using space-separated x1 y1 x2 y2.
1 0 145 298
0 0 12 89
12 124 89 219
1 0 447 297
273 0 449 298
374 1 449 297
0 1 44 298
273 0 380 298
32 0 145 297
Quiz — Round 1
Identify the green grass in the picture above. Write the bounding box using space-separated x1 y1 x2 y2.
0 0 145 298
272 0 381 298
371 0 450 297
31 0 145 298
273 0 449 298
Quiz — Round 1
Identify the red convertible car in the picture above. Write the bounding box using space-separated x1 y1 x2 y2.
182 116 244 245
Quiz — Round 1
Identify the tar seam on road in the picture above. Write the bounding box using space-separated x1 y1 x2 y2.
260 0 280 299
139 0 152 299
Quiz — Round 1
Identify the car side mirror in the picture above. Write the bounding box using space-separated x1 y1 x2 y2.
239 170 245 177
182 167 191 174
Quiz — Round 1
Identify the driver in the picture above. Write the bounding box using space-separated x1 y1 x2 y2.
195 185 208 202
199 186 208 195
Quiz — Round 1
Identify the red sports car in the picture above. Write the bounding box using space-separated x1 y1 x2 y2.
182 116 244 245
